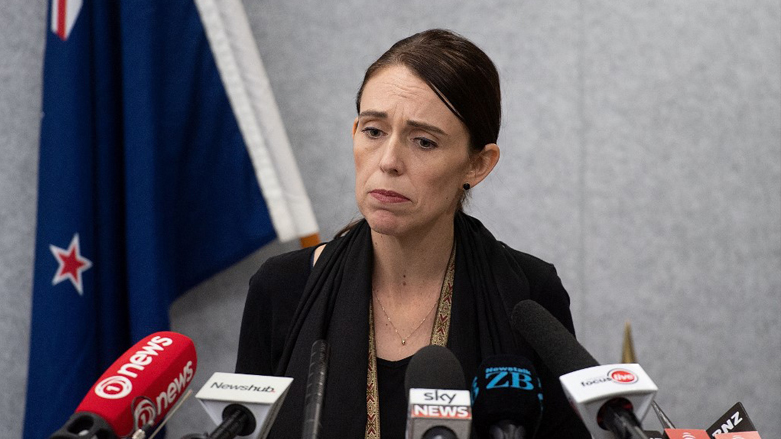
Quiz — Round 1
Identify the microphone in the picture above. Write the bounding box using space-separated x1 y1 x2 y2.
713 432 762 439
706 402 758 437
302 339 330 439
405 345 467 392
664 429 711 439
470 355 543 439
195 372 293 439
662 430 763 439
511 300 657 439
650 400 676 430
657 402 762 439
49 331 197 439
405 345 472 439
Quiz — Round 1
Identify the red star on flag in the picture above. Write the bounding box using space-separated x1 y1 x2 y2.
50 233 92 295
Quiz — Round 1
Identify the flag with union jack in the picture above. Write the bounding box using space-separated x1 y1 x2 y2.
25 1 318 437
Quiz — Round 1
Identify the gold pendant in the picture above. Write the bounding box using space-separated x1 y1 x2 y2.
401 339 406 345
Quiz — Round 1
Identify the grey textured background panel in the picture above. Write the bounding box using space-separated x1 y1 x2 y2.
0 0 46 436
168 241 298 436
581 0 781 430
1 0 779 438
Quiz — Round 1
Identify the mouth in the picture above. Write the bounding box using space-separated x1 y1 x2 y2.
369 189 410 203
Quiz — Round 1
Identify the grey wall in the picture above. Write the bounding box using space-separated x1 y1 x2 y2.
1 0 46 435
2 1 779 438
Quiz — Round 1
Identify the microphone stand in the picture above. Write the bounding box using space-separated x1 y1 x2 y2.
599 400 650 439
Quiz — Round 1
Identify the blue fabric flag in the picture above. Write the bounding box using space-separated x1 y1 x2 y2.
24 1 296 437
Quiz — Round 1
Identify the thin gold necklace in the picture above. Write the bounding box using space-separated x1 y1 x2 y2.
373 292 438 345
365 242 456 439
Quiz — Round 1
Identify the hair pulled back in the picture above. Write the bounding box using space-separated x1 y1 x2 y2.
355 29 501 153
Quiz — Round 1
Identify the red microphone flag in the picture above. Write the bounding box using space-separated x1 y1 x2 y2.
75 331 197 436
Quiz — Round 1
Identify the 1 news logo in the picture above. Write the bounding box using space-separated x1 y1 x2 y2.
94 335 177 400
133 398 157 429
95 375 133 399
91 334 195 431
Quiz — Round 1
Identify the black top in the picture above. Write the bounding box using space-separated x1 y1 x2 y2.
236 214 591 439
377 357 411 439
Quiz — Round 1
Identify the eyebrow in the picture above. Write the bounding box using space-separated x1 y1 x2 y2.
358 110 448 136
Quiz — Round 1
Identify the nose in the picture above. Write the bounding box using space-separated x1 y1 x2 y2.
378 135 404 175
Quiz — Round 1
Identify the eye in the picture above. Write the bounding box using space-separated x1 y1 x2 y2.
361 127 383 138
414 137 438 149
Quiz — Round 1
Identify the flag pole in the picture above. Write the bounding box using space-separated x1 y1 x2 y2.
621 320 676 430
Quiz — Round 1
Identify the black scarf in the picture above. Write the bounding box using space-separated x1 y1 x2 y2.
270 212 535 438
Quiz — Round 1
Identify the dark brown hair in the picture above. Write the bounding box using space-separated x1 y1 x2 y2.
355 29 501 154
339 30 501 238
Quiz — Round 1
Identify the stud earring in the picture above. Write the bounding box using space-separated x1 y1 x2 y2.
462 183 471 190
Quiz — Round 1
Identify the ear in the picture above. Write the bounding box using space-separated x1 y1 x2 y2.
466 143 500 187
352 118 359 137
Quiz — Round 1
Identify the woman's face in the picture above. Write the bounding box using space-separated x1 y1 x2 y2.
353 65 473 238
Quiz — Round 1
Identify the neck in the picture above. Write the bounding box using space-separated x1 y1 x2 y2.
370 216 455 298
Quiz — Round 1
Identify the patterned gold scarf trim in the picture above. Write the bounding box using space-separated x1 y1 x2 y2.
365 244 456 439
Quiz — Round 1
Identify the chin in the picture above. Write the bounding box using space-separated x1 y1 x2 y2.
364 211 408 237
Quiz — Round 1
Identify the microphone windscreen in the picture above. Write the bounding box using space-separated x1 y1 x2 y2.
471 355 543 438
511 300 599 377
404 345 466 397
302 339 329 439
75 331 197 436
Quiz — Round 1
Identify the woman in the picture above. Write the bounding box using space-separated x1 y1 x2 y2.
236 29 590 438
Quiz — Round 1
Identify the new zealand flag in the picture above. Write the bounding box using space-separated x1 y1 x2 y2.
24 1 317 437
